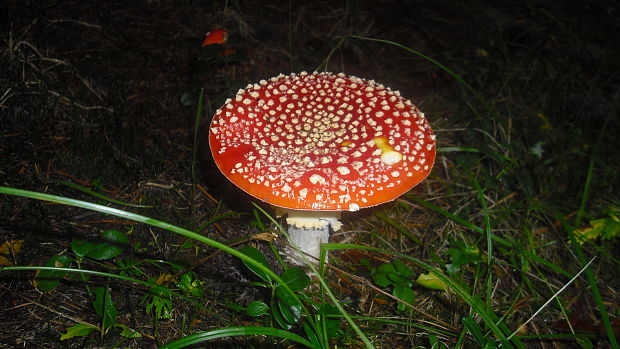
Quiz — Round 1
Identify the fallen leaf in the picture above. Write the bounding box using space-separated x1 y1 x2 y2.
0 240 24 254
415 272 448 291
0 255 13 266
59 323 97 340
33 255 73 292
372 297 390 305
155 273 176 285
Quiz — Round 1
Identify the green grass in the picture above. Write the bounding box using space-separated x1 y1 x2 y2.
0 187 374 348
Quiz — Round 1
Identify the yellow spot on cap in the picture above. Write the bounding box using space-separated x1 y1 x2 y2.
373 137 403 165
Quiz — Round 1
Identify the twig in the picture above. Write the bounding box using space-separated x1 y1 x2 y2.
46 18 102 30
47 90 113 113
13 292 97 328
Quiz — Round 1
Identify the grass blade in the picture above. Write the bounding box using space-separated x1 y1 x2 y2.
507 257 596 341
252 204 376 349
375 212 421 245
57 180 153 208
321 243 525 348
345 35 489 112
404 196 512 247
160 326 316 348
0 186 310 342
558 160 618 348
192 88 205 188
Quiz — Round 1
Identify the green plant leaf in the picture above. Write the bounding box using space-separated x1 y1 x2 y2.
445 240 482 273
304 321 322 348
372 260 413 288
485 340 499 349
70 239 98 258
462 316 485 346
393 285 415 312
392 258 413 278
372 271 392 287
378 261 397 275
275 284 302 309
34 255 73 292
176 272 205 297
143 285 173 320
71 229 128 260
246 300 269 317
415 272 448 291
275 286 302 325
279 266 310 292
93 287 118 331
387 272 411 287
316 303 342 340
429 333 450 349
277 298 302 326
372 262 397 287
115 323 142 338
573 215 620 244
239 246 272 282
271 296 293 330
115 256 144 277
59 323 98 340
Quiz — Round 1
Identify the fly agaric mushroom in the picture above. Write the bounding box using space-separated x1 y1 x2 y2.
209 72 435 265
202 29 228 47
201 29 234 56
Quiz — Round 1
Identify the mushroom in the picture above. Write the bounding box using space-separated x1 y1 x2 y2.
201 29 229 47
209 72 436 265
201 29 234 56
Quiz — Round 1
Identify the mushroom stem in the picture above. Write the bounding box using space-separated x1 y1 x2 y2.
285 224 331 265
275 208 342 265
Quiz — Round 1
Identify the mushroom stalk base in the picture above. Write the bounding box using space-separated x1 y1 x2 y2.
275 208 342 265
285 225 330 265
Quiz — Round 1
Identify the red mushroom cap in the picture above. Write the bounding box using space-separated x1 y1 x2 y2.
201 29 228 47
209 72 436 211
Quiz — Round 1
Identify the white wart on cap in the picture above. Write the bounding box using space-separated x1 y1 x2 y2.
209 72 436 212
